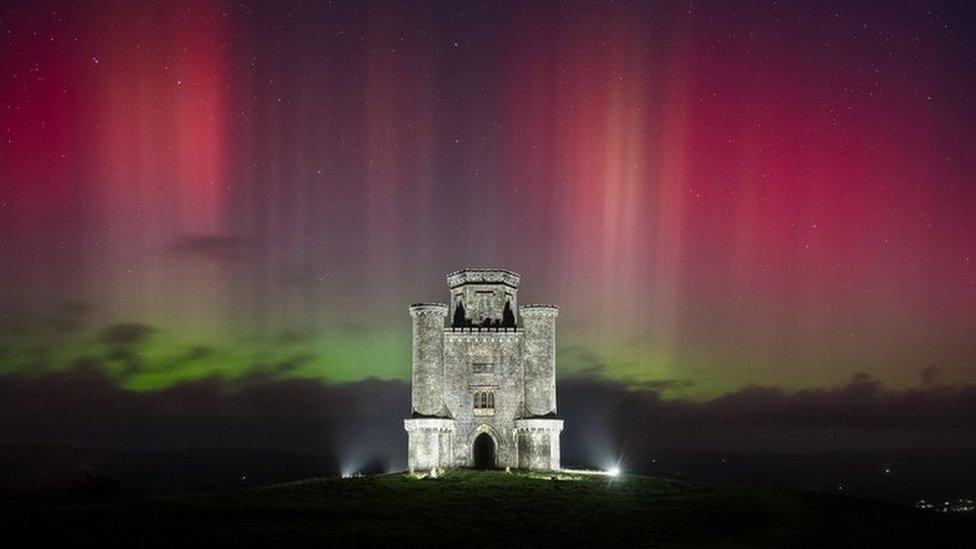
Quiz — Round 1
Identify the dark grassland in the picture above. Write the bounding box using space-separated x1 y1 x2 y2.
2 469 974 547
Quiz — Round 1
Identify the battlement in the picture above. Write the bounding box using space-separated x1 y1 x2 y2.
520 304 559 317
409 302 449 316
446 326 523 333
447 269 521 289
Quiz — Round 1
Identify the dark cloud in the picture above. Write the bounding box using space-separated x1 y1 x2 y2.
2 365 975 470
582 371 976 430
557 373 976 460
630 379 696 391
244 354 315 377
569 363 605 378
0 365 405 462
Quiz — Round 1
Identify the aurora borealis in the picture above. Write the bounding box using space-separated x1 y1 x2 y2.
2 0 975 399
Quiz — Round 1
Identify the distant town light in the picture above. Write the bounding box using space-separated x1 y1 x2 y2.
608 467 621 477
916 498 976 513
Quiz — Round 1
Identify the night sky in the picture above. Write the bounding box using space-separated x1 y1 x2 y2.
2 0 976 462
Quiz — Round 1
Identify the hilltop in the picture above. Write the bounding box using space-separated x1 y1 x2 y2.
3 469 974 547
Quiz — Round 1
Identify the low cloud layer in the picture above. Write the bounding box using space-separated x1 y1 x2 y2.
2 363 975 471
559 374 976 462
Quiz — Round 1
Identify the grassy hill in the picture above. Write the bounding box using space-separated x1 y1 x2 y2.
3 469 974 547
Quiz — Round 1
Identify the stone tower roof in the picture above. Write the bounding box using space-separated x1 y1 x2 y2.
446 268 521 289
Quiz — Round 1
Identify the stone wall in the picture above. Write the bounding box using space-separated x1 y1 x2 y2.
443 330 523 468
404 418 455 472
515 418 563 470
409 303 447 417
520 305 558 417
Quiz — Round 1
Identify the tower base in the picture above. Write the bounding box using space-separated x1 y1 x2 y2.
514 418 563 471
404 418 455 473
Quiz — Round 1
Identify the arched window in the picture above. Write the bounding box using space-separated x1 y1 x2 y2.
473 391 495 414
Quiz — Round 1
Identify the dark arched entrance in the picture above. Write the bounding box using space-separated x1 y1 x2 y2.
473 432 496 469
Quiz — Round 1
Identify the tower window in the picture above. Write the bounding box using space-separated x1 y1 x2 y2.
473 391 495 413
472 362 493 374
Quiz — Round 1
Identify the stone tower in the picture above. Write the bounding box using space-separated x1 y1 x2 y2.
404 269 563 472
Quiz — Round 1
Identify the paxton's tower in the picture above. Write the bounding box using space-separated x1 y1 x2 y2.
404 269 563 472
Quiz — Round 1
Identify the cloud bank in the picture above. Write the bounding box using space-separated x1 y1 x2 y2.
2 363 974 471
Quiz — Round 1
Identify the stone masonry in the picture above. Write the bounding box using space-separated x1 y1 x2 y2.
404 269 563 472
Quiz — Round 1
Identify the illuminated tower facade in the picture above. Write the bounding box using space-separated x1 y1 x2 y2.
404 269 563 472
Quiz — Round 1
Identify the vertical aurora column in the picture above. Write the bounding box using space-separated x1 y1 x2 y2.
520 304 558 416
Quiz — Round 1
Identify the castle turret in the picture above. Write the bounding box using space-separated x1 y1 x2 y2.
409 302 448 417
520 304 558 416
446 269 520 327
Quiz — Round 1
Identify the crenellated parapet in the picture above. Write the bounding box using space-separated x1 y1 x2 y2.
446 268 521 289
410 302 449 316
519 303 559 316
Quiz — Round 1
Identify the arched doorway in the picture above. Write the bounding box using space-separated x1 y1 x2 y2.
473 432 496 469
